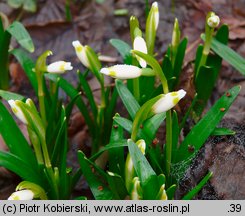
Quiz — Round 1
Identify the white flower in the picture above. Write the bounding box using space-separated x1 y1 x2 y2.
152 2 159 30
8 190 34 200
133 36 147 68
152 89 186 114
47 61 73 73
207 14 220 28
72 40 90 68
100 65 142 79
8 100 28 125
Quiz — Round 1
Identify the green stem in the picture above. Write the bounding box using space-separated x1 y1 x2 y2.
37 72 47 127
133 78 140 101
196 27 214 77
165 110 172 178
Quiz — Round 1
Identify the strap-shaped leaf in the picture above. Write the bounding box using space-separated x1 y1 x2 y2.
11 48 38 95
110 39 132 64
78 151 114 200
174 86 240 166
116 79 140 119
0 151 42 185
7 21 34 52
0 101 38 167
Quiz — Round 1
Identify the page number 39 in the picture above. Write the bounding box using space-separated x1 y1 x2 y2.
228 204 242 213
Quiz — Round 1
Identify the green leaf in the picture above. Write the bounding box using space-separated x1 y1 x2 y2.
174 86 241 175
46 74 95 137
182 172 212 200
7 0 37 12
0 31 11 89
107 171 128 199
202 33 245 76
7 21 34 52
194 66 216 116
110 39 132 64
211 127 235 136
116 79 140 119
172 38 188 89
143 112 166 140
0 90 25 101
166 184 177 200
128 139 159 199
0 101 38 167
11 48 38 95
90 140 128 161
78 151 114 200
0 151 42 185
108 114 125 177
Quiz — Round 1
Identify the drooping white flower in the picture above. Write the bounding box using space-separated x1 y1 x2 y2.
207 14 220 28
152 2 159 31
8 190 34 200
46 61 73 73
152 89 186 114
8 100 28 125
133 36 147 68
100 65 142 79
72 40 90 68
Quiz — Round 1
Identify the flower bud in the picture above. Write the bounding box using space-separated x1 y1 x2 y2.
157 184 168 200
207 14 220 28
8 190 34 200
8 100 28 125
145 1 159 54
152 89 186 114
136 139 146 155
130 177 142 200
151 2 159 31
133 36 147 68
72 40 90 68
100 64 142 79
46 61 73 73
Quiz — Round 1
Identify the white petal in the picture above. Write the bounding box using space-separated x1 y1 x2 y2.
72 40 90 68
152 89 186 114
100 65 142 79
47 61 73 73
133 36 147 68
8 190 34 200
8 100 28 125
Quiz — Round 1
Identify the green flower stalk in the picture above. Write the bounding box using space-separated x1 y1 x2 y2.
196 12 220 77
145 1 159 55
